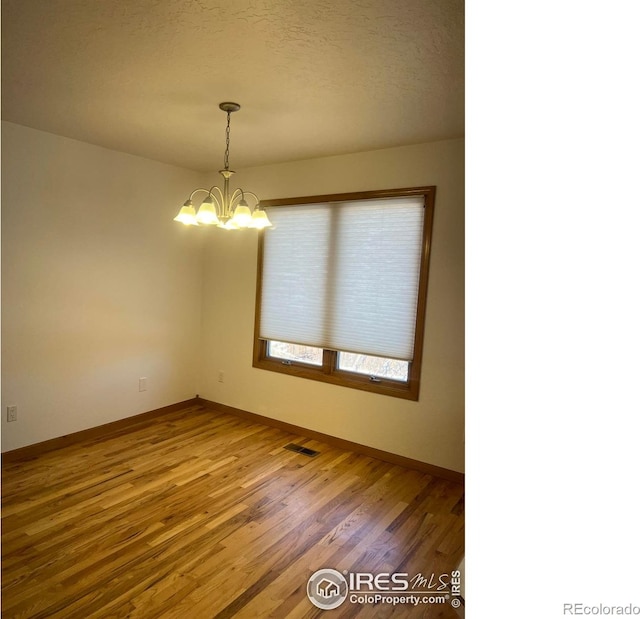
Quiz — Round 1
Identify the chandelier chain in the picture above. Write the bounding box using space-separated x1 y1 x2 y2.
224 111 231 170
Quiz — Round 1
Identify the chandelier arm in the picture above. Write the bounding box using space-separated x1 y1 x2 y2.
230 188 244 207
209 185 225 206
188 188 212 201
244 191 260 204
208 193 222 211
234 190 261 207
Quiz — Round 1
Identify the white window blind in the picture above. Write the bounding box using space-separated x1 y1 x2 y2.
259 196 424 361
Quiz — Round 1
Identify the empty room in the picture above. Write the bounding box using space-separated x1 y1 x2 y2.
1 0 464 617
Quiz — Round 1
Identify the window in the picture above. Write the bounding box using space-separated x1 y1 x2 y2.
253 187 435 400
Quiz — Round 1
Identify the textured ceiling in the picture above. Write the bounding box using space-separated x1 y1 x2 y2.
1 0 464 172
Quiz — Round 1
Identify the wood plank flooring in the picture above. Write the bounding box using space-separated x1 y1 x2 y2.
1 405 464 618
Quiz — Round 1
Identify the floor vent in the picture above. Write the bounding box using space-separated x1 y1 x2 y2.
284 443 320 457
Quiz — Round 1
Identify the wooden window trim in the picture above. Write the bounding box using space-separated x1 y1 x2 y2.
253 186 436 401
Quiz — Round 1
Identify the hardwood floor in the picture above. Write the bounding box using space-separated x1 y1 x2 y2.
1 405 464 618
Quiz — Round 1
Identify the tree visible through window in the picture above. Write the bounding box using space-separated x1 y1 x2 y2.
253 187 435 400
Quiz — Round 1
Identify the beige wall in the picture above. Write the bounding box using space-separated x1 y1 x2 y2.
199 139 465 472
1 122 204 452
1 125 463 472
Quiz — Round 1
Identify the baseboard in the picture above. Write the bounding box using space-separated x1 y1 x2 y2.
1 398 200 464
197 397 464 485
2 397 465 485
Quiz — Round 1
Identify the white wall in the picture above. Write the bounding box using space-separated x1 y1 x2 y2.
1 127 464 472
1 122 204 452
199 139 465 472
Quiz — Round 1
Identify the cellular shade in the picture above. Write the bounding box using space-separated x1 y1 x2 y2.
259 196 424 361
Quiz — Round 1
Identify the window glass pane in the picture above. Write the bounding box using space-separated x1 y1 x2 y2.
267 340 323 366
337 351 409 382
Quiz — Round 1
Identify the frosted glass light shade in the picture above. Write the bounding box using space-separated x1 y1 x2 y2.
196 199 220 225
173 202 199 225
249 208 273 229
230 201 252 227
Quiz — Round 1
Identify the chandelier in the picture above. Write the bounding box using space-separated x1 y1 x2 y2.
173 102 272 230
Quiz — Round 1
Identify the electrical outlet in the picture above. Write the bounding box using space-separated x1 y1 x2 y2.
139 377 148 392
218 371 225 383
7 406 18 422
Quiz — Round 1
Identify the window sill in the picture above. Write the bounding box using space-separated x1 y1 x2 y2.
252 356 419 400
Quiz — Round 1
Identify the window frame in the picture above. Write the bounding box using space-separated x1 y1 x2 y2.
252 186 436 400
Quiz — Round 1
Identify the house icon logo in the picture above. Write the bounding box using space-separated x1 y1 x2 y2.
307 568 348 610
317 578 340 598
